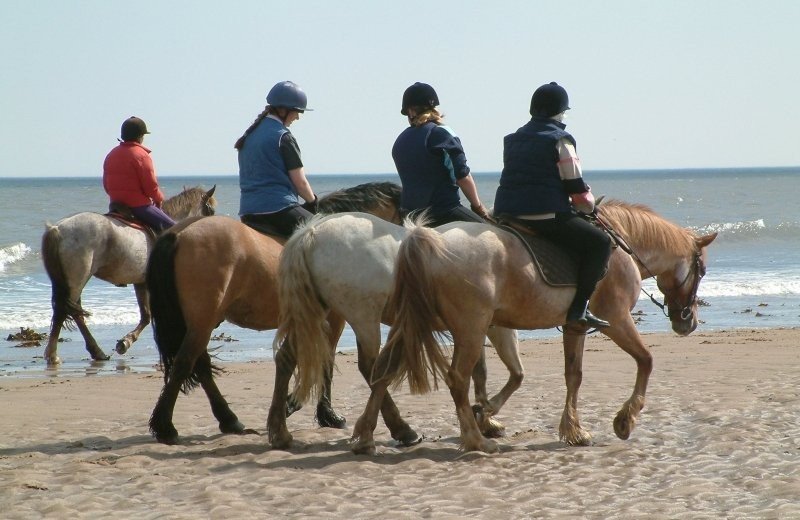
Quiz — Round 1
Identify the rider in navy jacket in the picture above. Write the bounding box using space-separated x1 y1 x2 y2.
392 82 488 226
494 82 612 330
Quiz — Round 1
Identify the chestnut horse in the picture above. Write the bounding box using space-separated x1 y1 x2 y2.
349 201 716 454
41 185 217 364
145 182 401 444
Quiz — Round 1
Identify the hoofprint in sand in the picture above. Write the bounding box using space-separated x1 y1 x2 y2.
1 329 798 519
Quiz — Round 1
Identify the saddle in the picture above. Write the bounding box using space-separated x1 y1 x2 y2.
105 202 157 240
494 216 578 287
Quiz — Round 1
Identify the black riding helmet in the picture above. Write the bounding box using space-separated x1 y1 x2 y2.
530 82 570 118
120 116 149 141
401 82 439 115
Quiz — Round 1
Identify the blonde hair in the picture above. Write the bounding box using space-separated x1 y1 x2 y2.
409 108 444 127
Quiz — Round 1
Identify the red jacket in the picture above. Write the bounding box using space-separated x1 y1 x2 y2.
103 142 165 207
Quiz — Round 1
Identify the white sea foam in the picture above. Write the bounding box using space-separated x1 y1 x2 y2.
0 243 32 272
642 271 800 298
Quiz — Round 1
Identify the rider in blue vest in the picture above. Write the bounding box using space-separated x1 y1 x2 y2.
236 81 318 239
392 82 489 226
494 82 612 329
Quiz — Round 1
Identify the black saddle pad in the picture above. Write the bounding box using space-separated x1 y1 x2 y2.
498 224 578 287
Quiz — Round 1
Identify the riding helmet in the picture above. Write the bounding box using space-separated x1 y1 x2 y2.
266 81 313 112
401 82 440 115
120 116 150 141
530 82 570 118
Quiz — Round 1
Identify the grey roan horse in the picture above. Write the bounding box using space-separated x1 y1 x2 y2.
41 186 217 365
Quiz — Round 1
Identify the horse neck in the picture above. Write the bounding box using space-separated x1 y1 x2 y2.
162 191 203 221
602 204 694 279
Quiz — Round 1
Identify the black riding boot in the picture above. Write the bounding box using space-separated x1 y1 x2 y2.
565 299 610 329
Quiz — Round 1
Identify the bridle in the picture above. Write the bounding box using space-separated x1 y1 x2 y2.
592 212 705 322
656 250 705 322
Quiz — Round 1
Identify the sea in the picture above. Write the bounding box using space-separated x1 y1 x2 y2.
1 167 798 378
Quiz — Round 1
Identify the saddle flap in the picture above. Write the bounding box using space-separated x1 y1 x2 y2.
495 217 578 287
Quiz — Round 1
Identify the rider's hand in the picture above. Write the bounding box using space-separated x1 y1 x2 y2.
471 203 490 220
571 189 595 214
300 195 319 214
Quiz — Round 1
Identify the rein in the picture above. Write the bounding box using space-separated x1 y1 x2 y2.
591 212 703 321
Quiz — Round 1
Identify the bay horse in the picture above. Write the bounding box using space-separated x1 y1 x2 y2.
269 212 520 449
41 185 217 365
349 201 716 454
145 182 402 445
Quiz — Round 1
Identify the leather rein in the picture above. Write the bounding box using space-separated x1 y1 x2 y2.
591 212 705 322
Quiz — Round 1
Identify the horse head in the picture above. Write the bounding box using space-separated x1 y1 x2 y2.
656 232 717 336
202 185 217 216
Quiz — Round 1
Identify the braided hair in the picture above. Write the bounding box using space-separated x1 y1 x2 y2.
234 106 293 150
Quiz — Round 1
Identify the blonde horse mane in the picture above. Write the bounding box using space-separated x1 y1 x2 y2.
161 186 217 220
598 199 696 256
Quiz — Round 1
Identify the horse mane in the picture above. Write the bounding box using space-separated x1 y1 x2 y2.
161 186 216 218
318 182 401 214
598 199 696 254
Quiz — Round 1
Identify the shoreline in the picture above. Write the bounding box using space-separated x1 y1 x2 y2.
2 328 799 517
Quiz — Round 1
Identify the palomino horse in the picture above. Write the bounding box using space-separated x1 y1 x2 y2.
349 201 716 454
41 186 217 365
145 183 402 445
269 213 520 449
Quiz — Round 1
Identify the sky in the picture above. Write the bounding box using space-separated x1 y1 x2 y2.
1 1 798 177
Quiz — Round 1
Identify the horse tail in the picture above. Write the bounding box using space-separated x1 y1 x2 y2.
146 231 198 390
41 224 88 329
381 224 451 395
274 222 332 405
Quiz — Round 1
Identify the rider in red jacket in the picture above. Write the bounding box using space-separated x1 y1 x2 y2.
103 116 175 231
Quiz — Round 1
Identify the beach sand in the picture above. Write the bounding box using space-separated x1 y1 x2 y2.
2 328 799 519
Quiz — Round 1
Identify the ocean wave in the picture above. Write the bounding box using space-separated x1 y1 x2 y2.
642 272 800 298
0 243 33 273
694 219 800 242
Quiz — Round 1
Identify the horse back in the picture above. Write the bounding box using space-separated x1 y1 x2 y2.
170 215 284 330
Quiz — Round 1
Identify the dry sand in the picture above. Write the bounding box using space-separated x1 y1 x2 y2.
1 328 799 519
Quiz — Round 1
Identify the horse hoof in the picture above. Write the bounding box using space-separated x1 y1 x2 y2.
45 356 62 366
351 439 376 456
286 394 303 416
115 339 131 355
90 350 110 361
394 428 422 447
472 405 506 438
154 432 180 445
316 407 347 429
613 414 633 440
219 420 246 435
270 433 293 450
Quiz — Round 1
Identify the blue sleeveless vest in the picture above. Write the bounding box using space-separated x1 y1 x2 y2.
494 117 577 215
238 117 299 215
392 123 461 213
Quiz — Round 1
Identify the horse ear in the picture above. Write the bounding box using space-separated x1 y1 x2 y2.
206 185 217 198
696 232 717 248
595 195 605 206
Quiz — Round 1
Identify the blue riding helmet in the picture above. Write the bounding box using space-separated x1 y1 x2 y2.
266 81 313 112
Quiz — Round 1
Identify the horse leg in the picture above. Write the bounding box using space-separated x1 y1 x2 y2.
353 323 420 447
559 328 592 446
195 351 253 436
267 339 297 449
116 283 150 355
448 333 498 453
314 314 347 429
474 327 524 438
73 310 109 361
351 335 400 456
149 347 201 444
601 318 653 440
44 314 67 366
